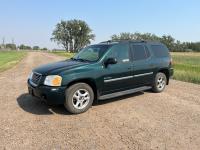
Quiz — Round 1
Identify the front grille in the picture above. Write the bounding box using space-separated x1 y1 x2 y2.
31 72 42 86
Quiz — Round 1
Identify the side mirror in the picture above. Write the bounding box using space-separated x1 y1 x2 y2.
104 58 117 67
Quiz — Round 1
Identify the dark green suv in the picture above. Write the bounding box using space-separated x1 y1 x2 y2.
28 40 173 114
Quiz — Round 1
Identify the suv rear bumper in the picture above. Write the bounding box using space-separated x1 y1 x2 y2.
27 79 66 104
169 68 174 77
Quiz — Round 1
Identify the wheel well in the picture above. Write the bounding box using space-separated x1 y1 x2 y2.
67 79 98 102
158 69 169 85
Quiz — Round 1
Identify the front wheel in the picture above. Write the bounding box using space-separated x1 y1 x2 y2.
152 72 167 93
64 83 94 114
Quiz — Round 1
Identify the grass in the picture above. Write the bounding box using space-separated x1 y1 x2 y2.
171 52 200 84
51 51 75 58
0 51 27 72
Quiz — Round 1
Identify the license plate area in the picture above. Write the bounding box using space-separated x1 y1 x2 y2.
28 87 34 96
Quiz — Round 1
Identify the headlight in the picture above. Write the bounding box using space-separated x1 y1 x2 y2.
44 75 62 86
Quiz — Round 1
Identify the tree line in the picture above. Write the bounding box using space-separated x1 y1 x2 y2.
0 43 48 51
111 32 200 52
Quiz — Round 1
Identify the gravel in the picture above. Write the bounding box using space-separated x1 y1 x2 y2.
0 52 200 150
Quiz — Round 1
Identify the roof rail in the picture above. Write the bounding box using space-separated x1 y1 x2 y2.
100 39 147 44
100 40 112 44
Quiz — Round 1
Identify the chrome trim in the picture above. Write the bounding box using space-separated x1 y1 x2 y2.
134 72 153 77
104 76 133 83
33 72 42 76
30 72 42 86
29 80 37 87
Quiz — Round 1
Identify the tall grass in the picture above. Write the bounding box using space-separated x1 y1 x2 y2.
171 52 200 84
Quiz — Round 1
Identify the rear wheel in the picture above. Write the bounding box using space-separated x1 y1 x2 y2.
152 72 167 93
64 83 94 114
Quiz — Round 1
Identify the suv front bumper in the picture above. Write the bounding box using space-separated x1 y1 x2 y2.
27 79 66 105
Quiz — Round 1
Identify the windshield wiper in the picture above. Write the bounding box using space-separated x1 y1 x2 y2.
71 58 91 62
77 58 91 62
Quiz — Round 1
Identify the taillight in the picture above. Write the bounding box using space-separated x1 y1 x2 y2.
170 57 173 66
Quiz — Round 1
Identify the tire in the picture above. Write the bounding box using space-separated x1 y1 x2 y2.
64 83 94 114
152 72 167 93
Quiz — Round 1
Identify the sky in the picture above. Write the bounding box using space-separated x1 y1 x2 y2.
0 0 200 49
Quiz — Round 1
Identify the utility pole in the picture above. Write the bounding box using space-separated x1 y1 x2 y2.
2 37 5 49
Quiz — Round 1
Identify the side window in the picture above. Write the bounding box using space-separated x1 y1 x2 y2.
107 44 130 63
131 44 150 61
151 45 169 58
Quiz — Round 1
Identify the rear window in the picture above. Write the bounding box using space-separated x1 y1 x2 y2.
131 45 150 61
151 45 169 58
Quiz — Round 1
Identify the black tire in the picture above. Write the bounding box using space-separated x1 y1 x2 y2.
152 72 167 93
64 83 94 114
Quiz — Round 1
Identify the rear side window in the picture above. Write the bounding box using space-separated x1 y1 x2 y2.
151 45 169 58
131 44 150 61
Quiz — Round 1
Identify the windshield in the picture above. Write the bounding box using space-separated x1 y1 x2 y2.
72 45 112 62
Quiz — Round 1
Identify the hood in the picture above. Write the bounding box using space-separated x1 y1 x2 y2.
33 59 88 75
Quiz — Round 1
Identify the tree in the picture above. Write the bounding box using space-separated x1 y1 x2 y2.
160 35 175 51
42 47 48 51
186 42 200 52
18 44 32 50
5 43 16 50
33 46 40 50
51 19 95 52
111 32 179 51
111 32 134 40
111 32 161 41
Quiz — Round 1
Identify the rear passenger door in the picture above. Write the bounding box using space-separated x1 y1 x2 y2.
130 43 154 87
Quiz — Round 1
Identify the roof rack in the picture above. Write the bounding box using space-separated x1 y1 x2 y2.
99 40 146 44
100 40 115 44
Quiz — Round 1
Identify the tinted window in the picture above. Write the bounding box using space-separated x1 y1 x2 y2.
131 45 149 61
106 43 130 63
73 45 112 62
151 45 169 57
145 46 151 58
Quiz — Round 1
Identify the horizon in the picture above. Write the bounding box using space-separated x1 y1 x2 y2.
0 0 200 49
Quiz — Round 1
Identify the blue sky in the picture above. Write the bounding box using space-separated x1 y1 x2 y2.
0 0 200 49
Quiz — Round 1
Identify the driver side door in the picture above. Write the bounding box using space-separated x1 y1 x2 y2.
101 43 133 95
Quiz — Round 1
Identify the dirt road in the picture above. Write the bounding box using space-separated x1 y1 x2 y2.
0 52 200 150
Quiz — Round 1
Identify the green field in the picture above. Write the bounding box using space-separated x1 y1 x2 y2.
171 52 200 84
0 51 27 72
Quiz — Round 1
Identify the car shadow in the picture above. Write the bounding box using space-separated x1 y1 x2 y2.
17 91 146 115
17 93 71 115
